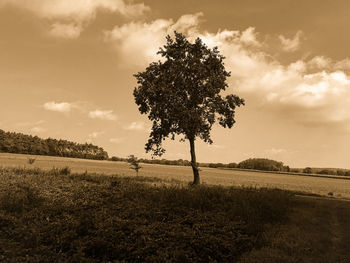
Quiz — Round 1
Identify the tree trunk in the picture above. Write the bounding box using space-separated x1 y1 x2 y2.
189 137 200 185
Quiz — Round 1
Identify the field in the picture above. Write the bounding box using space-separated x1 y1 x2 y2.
0 167 349 262
1 152 350 199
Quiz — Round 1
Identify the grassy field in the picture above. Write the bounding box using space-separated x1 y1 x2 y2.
1 166 350 262
1 152 350 199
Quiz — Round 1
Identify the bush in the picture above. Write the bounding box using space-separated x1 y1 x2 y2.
28 158 36 164
238 158 285 172
303 167 312 174
337 170 345 176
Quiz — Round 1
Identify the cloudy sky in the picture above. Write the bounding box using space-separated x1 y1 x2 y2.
1 0 350 168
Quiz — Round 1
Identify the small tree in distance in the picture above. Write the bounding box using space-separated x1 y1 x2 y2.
133 32 245 185
128 155 142 176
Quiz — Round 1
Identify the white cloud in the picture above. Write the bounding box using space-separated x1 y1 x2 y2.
124 121 145 131
104 12 203 66
307 56 331 69
49 23 83 39
88 110 117 121
279 30 303 52
240 27 261 47
43 101 72 113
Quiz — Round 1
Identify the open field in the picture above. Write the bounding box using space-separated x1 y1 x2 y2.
1 152 350 199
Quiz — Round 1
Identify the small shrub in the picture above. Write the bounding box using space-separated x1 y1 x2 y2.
128 155 142 176
28 158 36 164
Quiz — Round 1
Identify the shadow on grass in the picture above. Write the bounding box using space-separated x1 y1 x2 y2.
0 167 293 262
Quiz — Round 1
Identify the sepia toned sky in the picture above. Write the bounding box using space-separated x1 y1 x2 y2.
1 0 350 168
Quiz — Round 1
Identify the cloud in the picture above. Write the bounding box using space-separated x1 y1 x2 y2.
110 137 124 144
88 109 117 121
207 144 226 149
194 29 350 129
1 0 149 20
240 27 261 47
105 13 350 131
31 126 47 133
279 30 303 52
49 23 83 39
124 121 145 131
104 12 203 66
264 148 287 155
43 101 72 113
0 0 149 38
89 131 104 139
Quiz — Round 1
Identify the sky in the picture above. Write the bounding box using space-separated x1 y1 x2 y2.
1 0 350 168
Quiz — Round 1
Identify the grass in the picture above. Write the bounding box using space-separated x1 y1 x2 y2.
0 167 349 262
0 167 294 262
1 152 350 199
239 197 350 263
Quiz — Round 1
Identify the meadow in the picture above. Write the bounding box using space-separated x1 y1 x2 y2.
1 164 350 262
1 152 350 199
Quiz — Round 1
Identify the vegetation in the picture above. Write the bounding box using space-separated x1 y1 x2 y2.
128 155 142 176
27 157 36 165
237 158 290 172
0 129 108 160
133 32 244 185
0 167 349 262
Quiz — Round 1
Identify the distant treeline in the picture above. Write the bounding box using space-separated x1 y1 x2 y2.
110 156 350 176
110 157 290 172
296 167 350 176
0 129 108 160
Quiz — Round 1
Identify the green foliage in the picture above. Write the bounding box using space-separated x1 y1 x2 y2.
0 129 108 160
238 158 287 172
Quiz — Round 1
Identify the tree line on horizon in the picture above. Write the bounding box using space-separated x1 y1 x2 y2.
0 129 108 160
110 156 350 176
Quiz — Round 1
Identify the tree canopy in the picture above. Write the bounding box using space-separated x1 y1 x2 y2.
133 32 244 184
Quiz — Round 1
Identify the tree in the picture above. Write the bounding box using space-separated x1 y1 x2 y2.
128 155 142 176
133 32 245 185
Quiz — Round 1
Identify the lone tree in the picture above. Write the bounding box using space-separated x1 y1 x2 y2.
128 155 142 176
133 32 244 185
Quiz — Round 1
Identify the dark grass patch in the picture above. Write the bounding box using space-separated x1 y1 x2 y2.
0 167 293 262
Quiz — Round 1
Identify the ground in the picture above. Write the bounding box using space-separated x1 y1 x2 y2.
0 153 350 262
